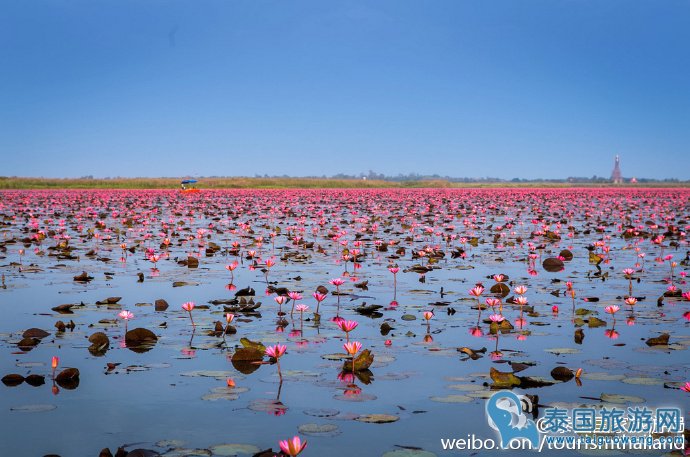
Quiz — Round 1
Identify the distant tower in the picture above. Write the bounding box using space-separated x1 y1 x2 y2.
611 155 623 184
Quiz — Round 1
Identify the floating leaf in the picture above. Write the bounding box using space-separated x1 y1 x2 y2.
303 408 339 418
382 451 437 457
544 348 581 355
10 404 57 413
600 393 645 404
297 423 341 437
621 377 664 386
208 444 260 456
645 333 670 346
490 367 521 387
355 414 400 423
429 394 473 403
542 257 565 272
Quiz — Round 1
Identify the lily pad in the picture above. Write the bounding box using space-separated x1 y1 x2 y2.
303 408 339 417
297 423 341 437
429 394 472 403
544 347 581 355
600 393 645 404
208 444 260 456
382 451 437 457
10 404 57 413
621 377 664 386
355 414 400 423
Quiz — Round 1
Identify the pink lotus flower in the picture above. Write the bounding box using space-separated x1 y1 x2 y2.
265 258 276 268
680 382 690 393
469 285 484 297
279 436 307 457
225 261 238 271
274 296 286 306
485 297 501 309
551 305 559 313
493 274 505 283
384 339 392 346
182 301 196 326
624 297 637 306
295 304 309 313
118 310 134 321
225 313 234 323
423 311 434 321
683 292 690 301
288 291 303 315
566 281 573 290
514 285 528 295
489 313 504 323
343 340 362 356
337 320 358 333
329 278 345 287
515 296 529 306
288 291 302 301
605 305 620 315
265 344 287 359
388 267 400 275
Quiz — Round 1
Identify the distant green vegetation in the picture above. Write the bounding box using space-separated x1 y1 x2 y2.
1 176 688 189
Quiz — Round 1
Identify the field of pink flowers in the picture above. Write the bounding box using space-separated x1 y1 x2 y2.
0 188 688 456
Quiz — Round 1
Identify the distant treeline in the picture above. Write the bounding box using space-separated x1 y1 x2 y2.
1 175 688 189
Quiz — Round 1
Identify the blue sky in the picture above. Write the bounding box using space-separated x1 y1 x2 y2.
1 1 688 179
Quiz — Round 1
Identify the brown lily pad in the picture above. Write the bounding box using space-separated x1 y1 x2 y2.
125 327 157 344
25 374 45 387
73 271 94 282
543 257 565 272
645 333 669 346
490 367 521 387
17 337 40 350
154 299 169 311
2 374 25 386
51 304 74 314
342 349 374 372
22 328 50 339
550 367 574 382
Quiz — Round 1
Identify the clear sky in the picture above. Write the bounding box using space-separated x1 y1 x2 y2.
1 1 688 180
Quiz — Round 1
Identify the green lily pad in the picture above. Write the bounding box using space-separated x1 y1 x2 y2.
355 414 400 423
429 394 472 403
322 353 349 361
581 372 625 381
297 423 341 436
447 384 483 391
181 371 237 380
201 386 249 401
208 444 261 456
600 393 645 404
163 449 211 457
544 347 581 355
382 450 437 457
